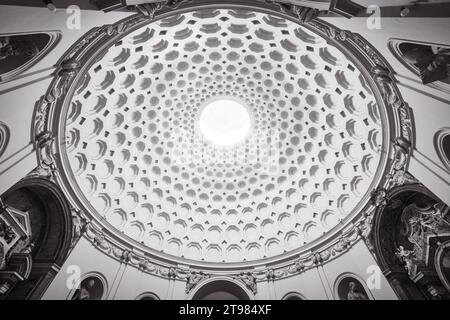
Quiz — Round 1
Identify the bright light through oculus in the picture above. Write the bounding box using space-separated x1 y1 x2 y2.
199 98 251 146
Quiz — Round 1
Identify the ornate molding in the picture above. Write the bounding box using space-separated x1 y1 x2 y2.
0 122 10 159
397 202 450 278
136 0 193 20
69 207 89 251
233 272 257 295
265 1 327 23
135 2 167 20
0 220 15 245
32 1 413 281
0 206 32 296
185 271 210 294
293 5 321 23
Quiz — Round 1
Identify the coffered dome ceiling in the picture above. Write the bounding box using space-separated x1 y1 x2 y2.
63 8 384 263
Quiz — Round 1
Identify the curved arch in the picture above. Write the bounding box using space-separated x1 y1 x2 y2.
68 271 109 300
0 121 10 159
1 177 73 299
371 183 449 299
135 292 160 300
372 183 436 273
282 291 307 300
188 276 253 300
334 272 373 300
435 240 450 293
387 38 450 93
0 31 61 83
434 128 450 172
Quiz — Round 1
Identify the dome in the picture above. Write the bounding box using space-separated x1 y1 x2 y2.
4 0 449 302
62 8 385 264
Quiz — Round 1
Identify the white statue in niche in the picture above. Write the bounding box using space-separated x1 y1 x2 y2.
408 203 447 235
395 245 416 277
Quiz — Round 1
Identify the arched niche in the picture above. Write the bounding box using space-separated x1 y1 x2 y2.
0 121 9 159
69 273 108 300
388 38 450 92
334 273 372 300
190 277 252 300
282 292 306 300
435 240 450 293
0 177 73 299
371 183 450 299
0 31 61 83
434 128 450 172
136 292 160 300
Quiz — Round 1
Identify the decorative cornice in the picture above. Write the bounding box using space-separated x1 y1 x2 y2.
185 271 210 294
31 1 414 281
135 2 167 20
136 0 193 20
233 272 257 294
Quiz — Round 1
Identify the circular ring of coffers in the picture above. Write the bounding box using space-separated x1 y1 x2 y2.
35 1 413 275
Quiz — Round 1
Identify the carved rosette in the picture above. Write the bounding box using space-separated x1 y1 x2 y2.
32 1 413 282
